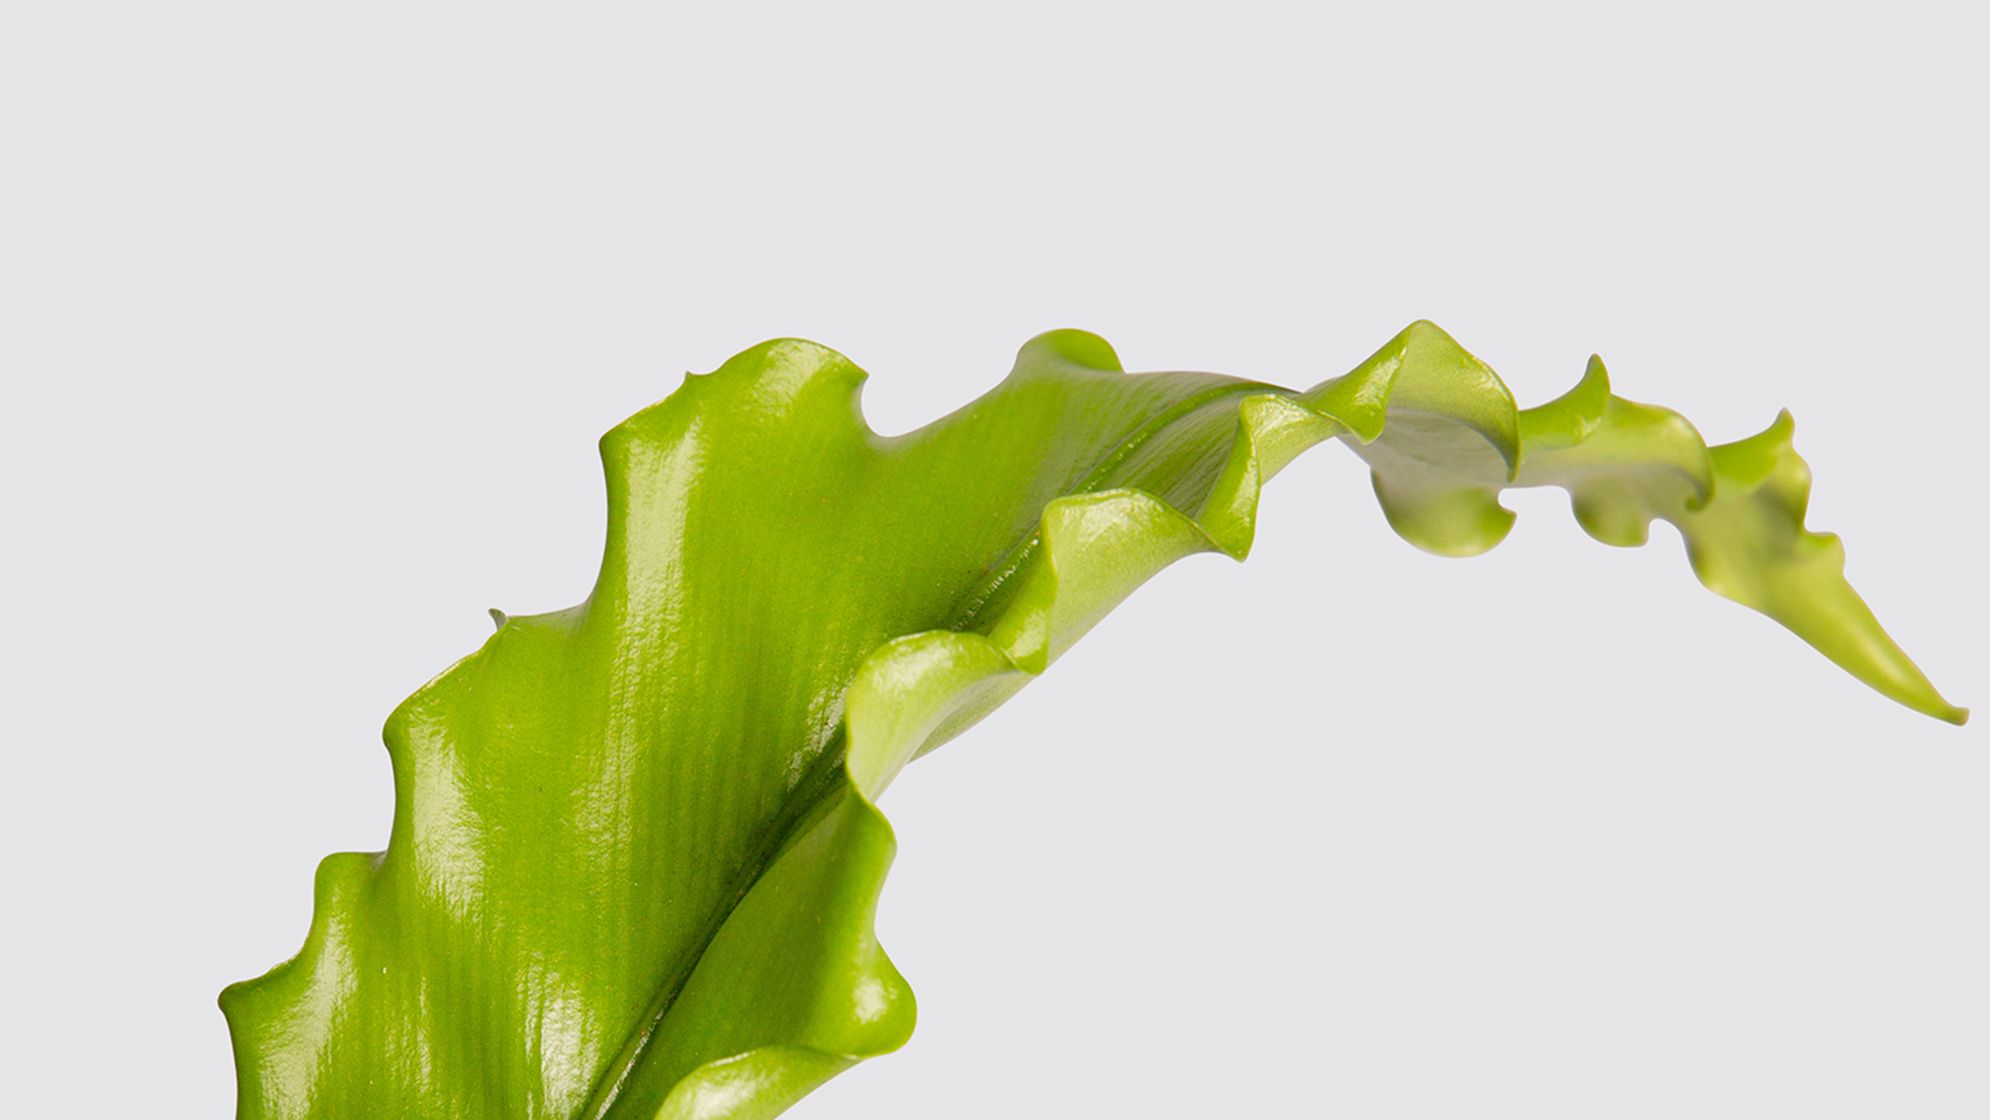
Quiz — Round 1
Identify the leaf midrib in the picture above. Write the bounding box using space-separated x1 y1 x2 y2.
945 379 1279 632
580 375 1279 1117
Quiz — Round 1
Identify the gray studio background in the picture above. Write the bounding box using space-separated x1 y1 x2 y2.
2 4 1983 1116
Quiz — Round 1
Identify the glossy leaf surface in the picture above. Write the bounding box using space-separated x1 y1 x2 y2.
223 323 1964 1120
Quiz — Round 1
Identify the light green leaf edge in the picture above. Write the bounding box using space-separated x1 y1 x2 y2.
223 321 1963 1120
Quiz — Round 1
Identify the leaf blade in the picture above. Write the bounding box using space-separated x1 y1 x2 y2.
225 324 1963 1120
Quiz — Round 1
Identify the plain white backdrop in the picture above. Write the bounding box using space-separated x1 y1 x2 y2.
2 3 1983 1116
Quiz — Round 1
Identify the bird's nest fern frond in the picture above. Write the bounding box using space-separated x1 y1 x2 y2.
222 323 1963 1120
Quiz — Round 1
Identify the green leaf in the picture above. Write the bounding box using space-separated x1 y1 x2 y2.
222 322 1964 1120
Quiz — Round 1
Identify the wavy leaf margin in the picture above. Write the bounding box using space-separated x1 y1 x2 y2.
225 321 1964 1120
